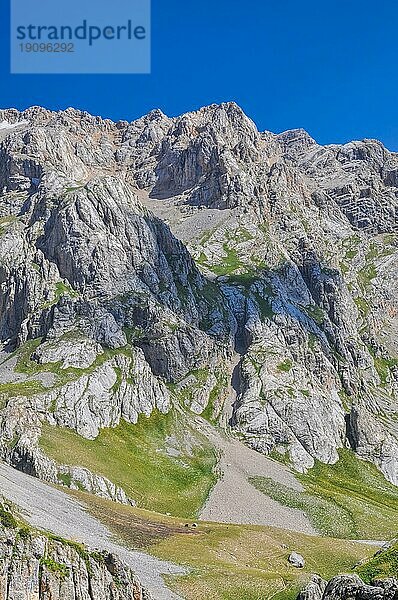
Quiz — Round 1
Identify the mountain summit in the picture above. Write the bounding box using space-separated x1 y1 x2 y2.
0 103 397 504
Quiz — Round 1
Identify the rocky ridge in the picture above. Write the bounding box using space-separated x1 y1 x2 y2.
299 574 398 600
0 501 151 600
0 102 397 500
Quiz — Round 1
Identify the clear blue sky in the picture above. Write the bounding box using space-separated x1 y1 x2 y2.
1 0 398 149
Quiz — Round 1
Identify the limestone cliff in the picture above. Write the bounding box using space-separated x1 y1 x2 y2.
0 102 397 498
0 502 151 600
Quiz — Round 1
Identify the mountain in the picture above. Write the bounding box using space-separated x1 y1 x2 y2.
0 103 398 600
0 101 397 506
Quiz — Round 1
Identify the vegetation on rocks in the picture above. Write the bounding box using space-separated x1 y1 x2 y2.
0 501 147 598
39 557 70 580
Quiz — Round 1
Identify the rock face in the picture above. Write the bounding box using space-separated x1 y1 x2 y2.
0 512 151 600
298 574 398 600
298 575 327 600
0 102 397 498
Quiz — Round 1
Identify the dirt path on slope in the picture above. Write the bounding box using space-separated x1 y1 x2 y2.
197 420 316 534
0 462 185 600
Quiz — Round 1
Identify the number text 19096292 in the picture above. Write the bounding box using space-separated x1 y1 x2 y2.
19 43 74 52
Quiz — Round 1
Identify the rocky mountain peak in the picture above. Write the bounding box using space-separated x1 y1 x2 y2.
0 101 397 506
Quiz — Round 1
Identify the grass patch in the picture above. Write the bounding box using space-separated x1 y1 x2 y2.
342 235 361 261
197 242 265 280
173 368 214 410
40 410 217 518
358 262 377 290
76 492 374 600
65 185 84 192
231 227 255 243
69 492 196 548
58 473 72 487
373 357 397 386
302 304 325 325
201 369 228 423
40 557 70 580
41 281 79 309
268 447 291 466
0 505 18 529
251 449 398 540
254 293 275 319
12 336 134 389
277 360 293 373
0 215 18 235
366 346 398 386
356 542 398 583
355 297 370 319
0 379 47 398
211 244 242 276
308 333 317 351
339 261 349 275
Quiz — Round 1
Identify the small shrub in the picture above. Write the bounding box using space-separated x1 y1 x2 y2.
18 527 31 540
0 507 18 529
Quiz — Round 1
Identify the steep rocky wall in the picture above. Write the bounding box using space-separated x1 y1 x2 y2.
0 505 152 600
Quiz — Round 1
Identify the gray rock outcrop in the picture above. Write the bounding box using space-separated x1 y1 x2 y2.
299 574 398 600
0 508 151 600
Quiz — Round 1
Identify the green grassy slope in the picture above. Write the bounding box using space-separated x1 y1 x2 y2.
356 541 398 583
74 491 375 600
40 410 217 518
250 449 398 540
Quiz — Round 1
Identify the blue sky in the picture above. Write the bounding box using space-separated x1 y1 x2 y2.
1 0 398 149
